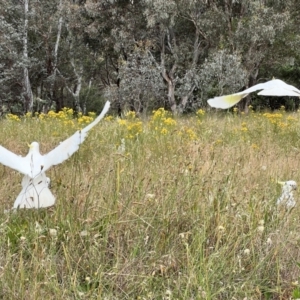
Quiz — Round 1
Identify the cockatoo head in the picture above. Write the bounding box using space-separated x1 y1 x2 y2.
278 180 297 193
28 142 40 153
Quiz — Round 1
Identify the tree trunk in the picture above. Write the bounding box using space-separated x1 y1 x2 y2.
83 78 92 115
160 30 177 113
238 69 259 113
167 80 176 113
177 27 202 113
65 60 83 112
23 0 33 112
178 86 195 114
49 11 63 108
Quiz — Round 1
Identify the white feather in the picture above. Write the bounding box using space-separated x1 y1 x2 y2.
207 79 300 109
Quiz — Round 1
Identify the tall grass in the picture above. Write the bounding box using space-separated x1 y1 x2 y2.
1 108 300 299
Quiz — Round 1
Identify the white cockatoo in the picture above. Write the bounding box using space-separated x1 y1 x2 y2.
1 101 110 209
276 180 297 210
207 79 300 109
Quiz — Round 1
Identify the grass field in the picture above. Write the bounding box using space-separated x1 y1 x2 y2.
1 107 300 299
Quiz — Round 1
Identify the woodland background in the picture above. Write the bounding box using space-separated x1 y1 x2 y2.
1 0 300 115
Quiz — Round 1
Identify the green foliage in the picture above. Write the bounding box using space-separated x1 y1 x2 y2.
80 86 107 114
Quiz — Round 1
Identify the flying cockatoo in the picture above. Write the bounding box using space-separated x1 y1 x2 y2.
1 101 110 209
207 79 300 109
276 180 297 210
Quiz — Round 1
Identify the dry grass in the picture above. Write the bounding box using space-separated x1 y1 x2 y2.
1 108 300 299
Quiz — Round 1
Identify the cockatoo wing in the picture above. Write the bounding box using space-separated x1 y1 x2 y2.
207 79 300 109
207 93 249 109
80 101 111 134
42 101 110 171
0 145 30 175
258 87 300 97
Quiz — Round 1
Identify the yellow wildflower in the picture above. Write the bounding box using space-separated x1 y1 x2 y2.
47 110 57 118
118 119 127 126
104 115 113 121
6 113 20 122
163 117 176 126
125 111 136 120
196 109 205 116
88 111 96 118
160 128 168 135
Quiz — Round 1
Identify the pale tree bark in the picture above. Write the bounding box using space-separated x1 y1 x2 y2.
178 27 203 114
49 0 63 107
83 78 93 115
57 61 83 112
179 89 195 113
238 67 260 114
22 0 34 112
142 0 213 114
64 60 83 112
160 29 178 113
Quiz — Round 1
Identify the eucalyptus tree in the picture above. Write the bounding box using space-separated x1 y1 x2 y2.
23 0 91 112
0 1 27 113
262 0 300 83
142 0 216 113
141 0 251 112
0 0 68 113
82 0 154 113
22 0 34 112
82 0 219 113
225 1 290 111
116 43 165 113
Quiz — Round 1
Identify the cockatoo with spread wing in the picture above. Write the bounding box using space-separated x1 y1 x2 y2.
207 79 300 109
276 180 297 210
1 101 110 209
